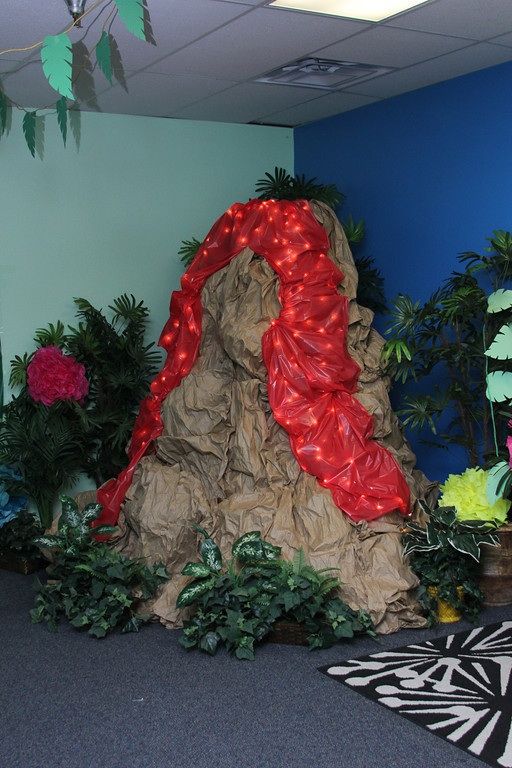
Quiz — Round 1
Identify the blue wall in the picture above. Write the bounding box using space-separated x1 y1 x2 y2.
295 60 512 481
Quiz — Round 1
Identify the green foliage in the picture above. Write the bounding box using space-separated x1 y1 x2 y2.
66 294 160 484
342 216 387 314
255 167 344 209
486 461 512 504
114 0 146 41
30 496 168 637
22 111 36 157
96 32 113 83
56 96 68 145
41 33 74 100
0 510 42 560
0 89 8 135
177 529 374 660
487 288 512 314
403 503 499 623
0 293 158 525
383 234 512 466
0 397 89 528
178 238 202 268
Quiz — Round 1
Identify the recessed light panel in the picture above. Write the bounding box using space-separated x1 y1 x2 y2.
268 0 430 22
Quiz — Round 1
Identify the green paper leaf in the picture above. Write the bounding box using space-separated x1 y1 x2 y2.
0 90 7 134
56 96 68 145
486 371 512 402
96 31 113 83
41 33 74 100
22 111 37 157
485 323 512 360
487 461 512 504
114 0 146 41
487 288 512 313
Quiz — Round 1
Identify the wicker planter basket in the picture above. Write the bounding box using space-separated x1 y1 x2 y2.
0 553 46 575
266 620 309 646
479 523 512 606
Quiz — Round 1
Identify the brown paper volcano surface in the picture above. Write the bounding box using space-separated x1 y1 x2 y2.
116 202 434 634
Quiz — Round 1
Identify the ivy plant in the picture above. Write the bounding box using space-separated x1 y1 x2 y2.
403 503 499 623
177 528 374 660
30 496 168 637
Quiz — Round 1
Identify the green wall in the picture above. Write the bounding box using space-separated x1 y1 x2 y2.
0 111 293 401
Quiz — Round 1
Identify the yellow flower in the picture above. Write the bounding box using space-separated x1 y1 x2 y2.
439 467 510 525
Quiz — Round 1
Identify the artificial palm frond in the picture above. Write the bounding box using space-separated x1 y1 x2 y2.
255 167 344 209
179 237 202 267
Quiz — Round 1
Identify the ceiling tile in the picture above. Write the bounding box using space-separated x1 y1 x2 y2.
148 6 368 80
83 0 252 72
347 42 512 98
260 91 379 125
312 26 472 68
94 72 238 117
170 81 325 123
490 31 512 48
386 0 512 40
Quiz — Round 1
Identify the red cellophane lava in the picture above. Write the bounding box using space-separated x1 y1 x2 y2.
97 199 410 526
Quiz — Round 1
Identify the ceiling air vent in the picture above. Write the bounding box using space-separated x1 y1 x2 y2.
255 57 392 90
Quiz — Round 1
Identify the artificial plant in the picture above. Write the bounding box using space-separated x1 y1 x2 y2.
382 230 512 467
483 287 512 506
31 496 168 637
0 293 158 526
0 465 40 560
0 0 150 156
403 503 499 623
177 528 374 660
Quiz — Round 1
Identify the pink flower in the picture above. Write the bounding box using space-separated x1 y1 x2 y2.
508 435 512 469
27 346 89 406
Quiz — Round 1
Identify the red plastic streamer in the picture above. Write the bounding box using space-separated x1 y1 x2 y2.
96 199 410 526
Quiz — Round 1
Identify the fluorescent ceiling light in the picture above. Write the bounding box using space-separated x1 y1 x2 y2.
268 0 429 22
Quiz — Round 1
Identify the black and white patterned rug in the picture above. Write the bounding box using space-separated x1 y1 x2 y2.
320 622 512 768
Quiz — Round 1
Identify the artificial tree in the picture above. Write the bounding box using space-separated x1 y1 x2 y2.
383 230 512 468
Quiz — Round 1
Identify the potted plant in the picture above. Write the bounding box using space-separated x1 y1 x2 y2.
0 465 43 573
30 496 169 637
382 230 512 467
0 294 159 529
403 503 500 623
176 528 374 660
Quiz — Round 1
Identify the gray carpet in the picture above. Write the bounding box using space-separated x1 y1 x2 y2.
2 569 511 768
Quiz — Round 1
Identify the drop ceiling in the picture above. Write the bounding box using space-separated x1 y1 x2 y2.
1 0 512 126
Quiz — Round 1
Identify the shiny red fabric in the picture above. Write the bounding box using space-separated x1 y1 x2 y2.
96 199 410 526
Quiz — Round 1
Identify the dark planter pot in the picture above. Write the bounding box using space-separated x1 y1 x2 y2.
479 523 512 606
0 552 46 575
266 620 309 646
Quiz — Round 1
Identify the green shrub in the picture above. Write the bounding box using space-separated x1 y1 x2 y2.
30 496 168 637
177 528 374 660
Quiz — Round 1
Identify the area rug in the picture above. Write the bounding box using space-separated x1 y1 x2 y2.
320 622 512 768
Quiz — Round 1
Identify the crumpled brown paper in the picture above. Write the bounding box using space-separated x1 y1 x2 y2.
116 202 435 634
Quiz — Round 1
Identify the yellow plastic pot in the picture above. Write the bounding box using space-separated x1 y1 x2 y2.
427 586 464 623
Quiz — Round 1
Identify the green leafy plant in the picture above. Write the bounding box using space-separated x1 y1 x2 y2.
0 511 42 560
255 167 344 209
382 231 512 466
178 237 202 268
177 528 374 660
65 294 160 484
0 396 89 528
343 216 387 315
30 496 168 637
482 288 512 506
403 504 500 623
1 294 159 526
